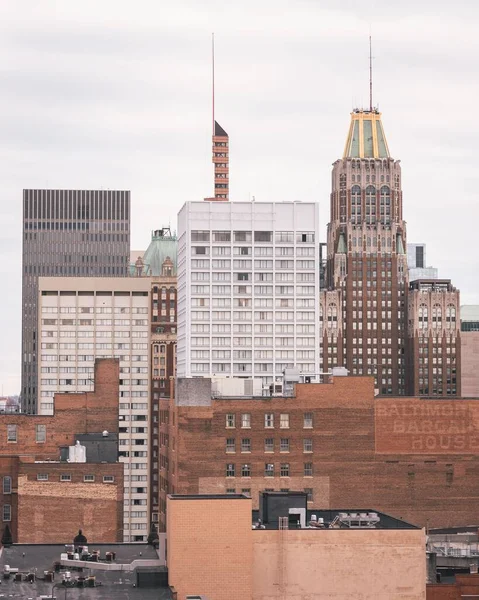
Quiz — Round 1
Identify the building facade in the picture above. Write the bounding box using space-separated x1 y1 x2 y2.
177 201 321 386
159 375 479 532
36 277 150 542
406 280 461 396
0 359 123 543
166 495 426 600
22 189 130 413
130 227 179 526
461 305 479 397
320 110 461 396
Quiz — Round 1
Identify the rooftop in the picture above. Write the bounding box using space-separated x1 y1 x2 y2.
343 109 391 159
252 507 420 531
0 544 172 599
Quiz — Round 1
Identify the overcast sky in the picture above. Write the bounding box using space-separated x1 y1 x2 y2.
0 0 477 394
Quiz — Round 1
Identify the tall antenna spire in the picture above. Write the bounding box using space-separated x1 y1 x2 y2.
369 35 373 112
212 32 215 136
204 34 229 202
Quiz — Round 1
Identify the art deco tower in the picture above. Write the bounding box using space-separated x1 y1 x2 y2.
321 109 408 395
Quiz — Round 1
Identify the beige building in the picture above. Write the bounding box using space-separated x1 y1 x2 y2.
37 277 151 542
461 305 479 397
166 494 426 600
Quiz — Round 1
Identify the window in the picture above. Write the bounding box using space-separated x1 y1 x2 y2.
226 438 236 453
37 474 49 481
7 424 17 442
60 474 71 482
304 488 313 502
226 488 236 494
264 413 274 428
103 476 115 483
241 438 251 452
241 464 251 477
303 412 313 428
241 488 251 497
84 475 95 482
226 414 235 428
280 463 290 477
303 438 313 453
3 504 11 522
226 463 235 477
280 438 290 452
36 424 46 443
264 438 274 452
265 463 274 477
254 231 272 242
304 462 313 477
241 413 251 428
3 476 12 494
280 413 290 429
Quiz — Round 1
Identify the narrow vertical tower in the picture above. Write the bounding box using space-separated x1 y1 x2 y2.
212 121 229 200
204 34 229 201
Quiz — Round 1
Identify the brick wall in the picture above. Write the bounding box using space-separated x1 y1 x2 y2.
167 496 252 600
164 376 479 529
17 462 123 543
0 359 122 543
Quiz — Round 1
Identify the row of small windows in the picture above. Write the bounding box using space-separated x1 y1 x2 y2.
191 231 315 243
225 462 313 477
225 413 313 429
36 474 115 483
226 438 314 453
42 307 149 314
418 305 456 329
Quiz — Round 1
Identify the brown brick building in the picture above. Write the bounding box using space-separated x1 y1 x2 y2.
321 108 461 397
158 375 479 532
0 359 124 543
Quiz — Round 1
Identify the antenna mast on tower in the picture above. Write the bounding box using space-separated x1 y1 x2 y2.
212 32 215 136
369 35 373 112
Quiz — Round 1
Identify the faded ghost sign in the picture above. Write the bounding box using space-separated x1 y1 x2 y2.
375 401 479 453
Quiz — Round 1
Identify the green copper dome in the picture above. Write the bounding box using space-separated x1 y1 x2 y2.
135 228 178 276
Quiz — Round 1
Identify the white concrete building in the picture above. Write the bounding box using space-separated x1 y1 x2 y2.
177 201 321 386
37 277 151 542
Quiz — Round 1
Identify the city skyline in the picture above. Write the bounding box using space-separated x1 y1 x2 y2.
1 0 478 393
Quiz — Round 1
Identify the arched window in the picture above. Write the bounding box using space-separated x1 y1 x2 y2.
418 304 428 329
380 186 391 225
327 304 338 329
351 185 361 225
432 304 442 327
446 305 456 328
3 476 11 494
365 186 376 225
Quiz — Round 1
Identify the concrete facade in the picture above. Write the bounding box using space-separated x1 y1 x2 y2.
177 201 321 385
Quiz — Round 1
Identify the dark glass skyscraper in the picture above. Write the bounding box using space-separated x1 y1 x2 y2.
22 189 130 413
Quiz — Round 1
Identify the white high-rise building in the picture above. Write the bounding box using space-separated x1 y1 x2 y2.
37 277 151 542
177 201 321 385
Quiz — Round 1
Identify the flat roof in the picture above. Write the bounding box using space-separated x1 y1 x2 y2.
0 544 172 600
252 508 420 531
